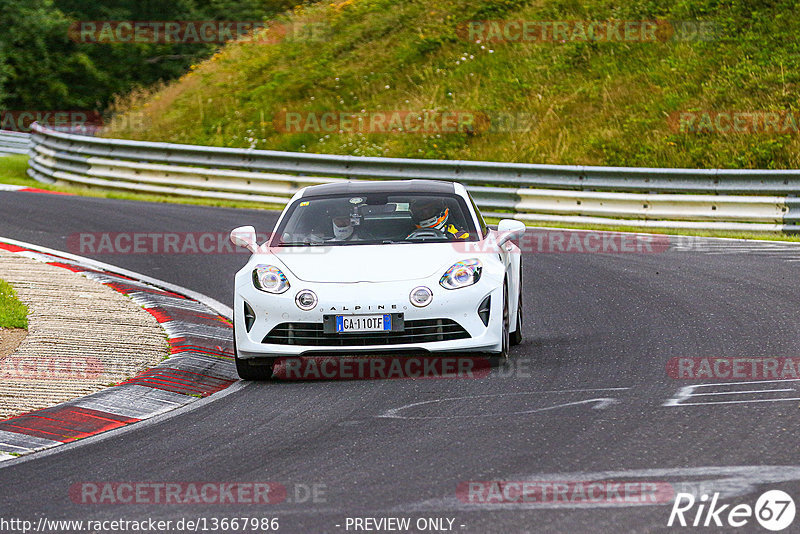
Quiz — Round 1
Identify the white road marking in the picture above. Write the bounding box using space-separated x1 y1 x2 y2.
663 379 800 406
689 388 795 396
377 388 628 420
669 397 800 406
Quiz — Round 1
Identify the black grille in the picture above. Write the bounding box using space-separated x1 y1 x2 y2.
262 319 470 346
244 301 256 332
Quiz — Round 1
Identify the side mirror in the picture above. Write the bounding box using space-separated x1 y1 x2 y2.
230 225 258 253
496 219 526 246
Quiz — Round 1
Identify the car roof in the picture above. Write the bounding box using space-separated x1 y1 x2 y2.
299 179 456 198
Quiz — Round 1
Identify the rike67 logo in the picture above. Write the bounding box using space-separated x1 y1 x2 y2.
669 490 795 531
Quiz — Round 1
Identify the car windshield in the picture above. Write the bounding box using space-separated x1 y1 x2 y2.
273 192 479 246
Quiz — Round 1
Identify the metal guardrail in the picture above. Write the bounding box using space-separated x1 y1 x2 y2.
25 122 800 232
0 130 31 155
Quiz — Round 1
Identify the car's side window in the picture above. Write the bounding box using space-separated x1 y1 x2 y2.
467 192 489 238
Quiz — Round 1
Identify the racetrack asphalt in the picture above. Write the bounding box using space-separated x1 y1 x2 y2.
1 190 800 533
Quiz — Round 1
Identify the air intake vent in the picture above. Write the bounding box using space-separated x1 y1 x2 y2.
262 319 469 346
244 301 256 332
477 295 491 326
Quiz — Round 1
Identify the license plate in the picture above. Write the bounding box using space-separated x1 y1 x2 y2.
336 314 391 333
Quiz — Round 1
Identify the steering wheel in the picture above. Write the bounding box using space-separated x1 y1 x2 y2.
406 227 448 240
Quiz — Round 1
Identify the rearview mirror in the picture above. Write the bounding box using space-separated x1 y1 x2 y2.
496 219 526 246
230 225 258 253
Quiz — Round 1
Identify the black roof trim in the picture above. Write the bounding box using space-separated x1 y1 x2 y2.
300 180 456 197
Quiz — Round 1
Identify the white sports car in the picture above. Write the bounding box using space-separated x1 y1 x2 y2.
229 179 526 380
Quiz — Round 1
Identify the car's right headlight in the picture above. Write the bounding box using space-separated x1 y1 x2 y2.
252 264 290 294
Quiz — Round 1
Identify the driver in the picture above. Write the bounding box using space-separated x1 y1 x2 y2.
408 198 469 239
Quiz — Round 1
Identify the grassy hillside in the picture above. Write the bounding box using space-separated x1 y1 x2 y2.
104 0 800 169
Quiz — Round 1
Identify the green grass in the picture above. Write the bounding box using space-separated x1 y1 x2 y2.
104 0 800 170
0 279 28 329
0 155 32 186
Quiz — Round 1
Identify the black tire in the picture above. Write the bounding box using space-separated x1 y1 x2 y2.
511 270 523 346
235 355 276 381
233 330 275 380
494 284 511 363
491 282 511 364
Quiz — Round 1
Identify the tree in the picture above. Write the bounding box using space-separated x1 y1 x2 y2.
0 0 306 114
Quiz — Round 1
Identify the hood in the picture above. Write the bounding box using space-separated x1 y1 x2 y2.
263 243 465 283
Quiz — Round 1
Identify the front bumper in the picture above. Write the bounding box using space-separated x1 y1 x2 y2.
233 276 504 359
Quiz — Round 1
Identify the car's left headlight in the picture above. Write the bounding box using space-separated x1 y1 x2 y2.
440 259 482 290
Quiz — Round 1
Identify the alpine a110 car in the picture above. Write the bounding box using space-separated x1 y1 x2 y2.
229 179 526 379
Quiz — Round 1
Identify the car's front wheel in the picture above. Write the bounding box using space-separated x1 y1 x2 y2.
233 330 275 380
